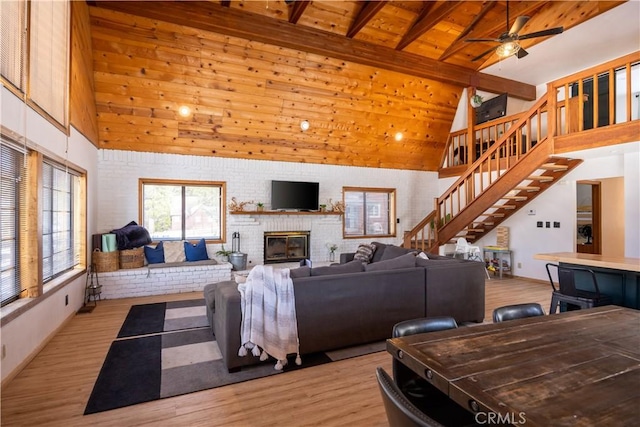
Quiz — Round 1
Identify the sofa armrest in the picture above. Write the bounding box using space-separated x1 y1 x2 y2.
423 261 485 323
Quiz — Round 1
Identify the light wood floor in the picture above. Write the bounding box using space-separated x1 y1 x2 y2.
1 276 551 427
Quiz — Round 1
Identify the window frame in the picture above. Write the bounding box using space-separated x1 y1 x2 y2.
139 178 227 243
342 186 396 239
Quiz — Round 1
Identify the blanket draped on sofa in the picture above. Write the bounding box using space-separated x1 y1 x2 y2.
237 265 301 370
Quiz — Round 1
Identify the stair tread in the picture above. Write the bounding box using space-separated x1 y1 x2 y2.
540 163 569 171
527 175 554 181
514 186 540 191
502 196 527 200
492 204 516 209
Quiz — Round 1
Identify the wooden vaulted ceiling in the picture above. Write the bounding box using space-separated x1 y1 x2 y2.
85 1 623 171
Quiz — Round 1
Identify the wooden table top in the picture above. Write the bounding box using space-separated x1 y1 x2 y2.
387 306 640 427
534 252 640 272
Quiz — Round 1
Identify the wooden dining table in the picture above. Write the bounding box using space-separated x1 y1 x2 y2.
387 306 640 427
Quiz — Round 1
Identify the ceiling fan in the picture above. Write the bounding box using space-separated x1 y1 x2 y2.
466 1 564 62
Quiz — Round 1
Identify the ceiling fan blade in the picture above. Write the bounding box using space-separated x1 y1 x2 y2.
472 46 498 62
466 38 500 43
518 27 564 40
516 47 529 59
509 16 530 35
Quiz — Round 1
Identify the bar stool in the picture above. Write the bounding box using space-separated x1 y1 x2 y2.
545 263 612 314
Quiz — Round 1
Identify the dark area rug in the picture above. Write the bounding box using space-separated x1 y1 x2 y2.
85 299 385 415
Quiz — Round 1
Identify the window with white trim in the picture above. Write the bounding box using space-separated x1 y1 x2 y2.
140 179 226 242
1 142 26 306
42 159 81 282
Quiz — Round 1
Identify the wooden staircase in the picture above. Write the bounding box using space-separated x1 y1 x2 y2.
403 95 582 253
403 51 639 254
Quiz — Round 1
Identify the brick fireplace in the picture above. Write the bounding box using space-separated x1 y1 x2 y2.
264 231 310 264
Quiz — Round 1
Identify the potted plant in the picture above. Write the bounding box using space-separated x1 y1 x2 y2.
256 202 264 212
319 204 327 212
470 94 483 108
327 243 338 262
215 245 232 262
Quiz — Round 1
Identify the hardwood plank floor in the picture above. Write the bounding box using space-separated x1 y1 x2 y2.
1 276 551 427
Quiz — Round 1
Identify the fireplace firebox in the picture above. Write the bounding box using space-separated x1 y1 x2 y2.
264 231 310 264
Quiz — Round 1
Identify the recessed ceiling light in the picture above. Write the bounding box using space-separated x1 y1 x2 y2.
394 132 403 141
300 120 310 131
178 105 191 117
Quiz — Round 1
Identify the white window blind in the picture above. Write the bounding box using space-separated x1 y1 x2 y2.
0 0 27 90
1 141 26 306
42 159 79 282
29 0 70 126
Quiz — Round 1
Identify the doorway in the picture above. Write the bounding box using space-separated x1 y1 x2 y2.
576 181 601 254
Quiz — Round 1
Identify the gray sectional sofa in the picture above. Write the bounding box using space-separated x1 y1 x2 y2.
205 242 485 372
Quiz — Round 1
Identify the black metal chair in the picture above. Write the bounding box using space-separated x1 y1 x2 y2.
376 367 444 427
391 317 478 426
492 303 545 323
545 263 612 314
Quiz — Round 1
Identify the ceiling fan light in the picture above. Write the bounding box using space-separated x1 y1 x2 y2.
496 41 520 58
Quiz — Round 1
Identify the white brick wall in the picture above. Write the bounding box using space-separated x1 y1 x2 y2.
97 263 232 300
97 150 439 267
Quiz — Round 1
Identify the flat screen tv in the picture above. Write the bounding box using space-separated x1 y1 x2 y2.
475 93 508 125
271 180 319 211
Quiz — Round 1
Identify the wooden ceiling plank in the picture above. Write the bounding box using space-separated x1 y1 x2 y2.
395 1 462 51
439 1 497 61
346 0 389 38
91 1 535 100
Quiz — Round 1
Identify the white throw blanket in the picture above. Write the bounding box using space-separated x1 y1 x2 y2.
237 265 301 370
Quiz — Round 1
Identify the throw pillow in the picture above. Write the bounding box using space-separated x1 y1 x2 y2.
311 260 365 276
370 242 388 263
143 241 165 264
418 252 429 260
365 252 417 272
379 244 413 261
353 243 376 263
163 241 187 263
184 238 209 262
289 266 311 278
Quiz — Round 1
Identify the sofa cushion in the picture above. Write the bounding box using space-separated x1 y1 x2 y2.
365 252 416 271
144 241 165 264
416 256 462 267
164 241 187 263
290 266 311 278
311 260 365 276
353 243 376 263
184 238 209 262
379 244 414 261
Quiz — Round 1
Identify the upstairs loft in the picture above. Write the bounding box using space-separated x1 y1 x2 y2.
439 52 640 178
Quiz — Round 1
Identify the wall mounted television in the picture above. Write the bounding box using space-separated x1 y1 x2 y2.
475 93 508 125
271 180 320 211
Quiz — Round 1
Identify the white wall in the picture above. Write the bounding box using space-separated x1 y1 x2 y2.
1 87 99 384
96 150 439 266
473 144 640 281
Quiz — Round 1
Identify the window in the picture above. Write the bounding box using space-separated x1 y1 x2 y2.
343 187 396 238
1 0 70 128
1 142 26 306
42 159 81 283
140 179 226 242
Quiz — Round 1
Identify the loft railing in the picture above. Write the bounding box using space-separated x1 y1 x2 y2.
550 51 639 137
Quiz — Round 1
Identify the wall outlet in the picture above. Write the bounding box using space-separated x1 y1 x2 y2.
65 294 69 306
2 344 6 360
517 262 522 269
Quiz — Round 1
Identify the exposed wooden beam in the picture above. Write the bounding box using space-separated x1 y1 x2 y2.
395 1 462 51
346 0 388 38
91 1 535 100
439 1 497 61
289 0 311 24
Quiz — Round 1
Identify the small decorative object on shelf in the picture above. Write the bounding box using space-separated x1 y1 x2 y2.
228 197 253 212
327 198 345 213
256 202 264 212
327 243 338 262
319 204 327 212
215 245 232 262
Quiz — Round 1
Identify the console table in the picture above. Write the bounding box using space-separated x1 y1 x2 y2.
483 246 512 279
